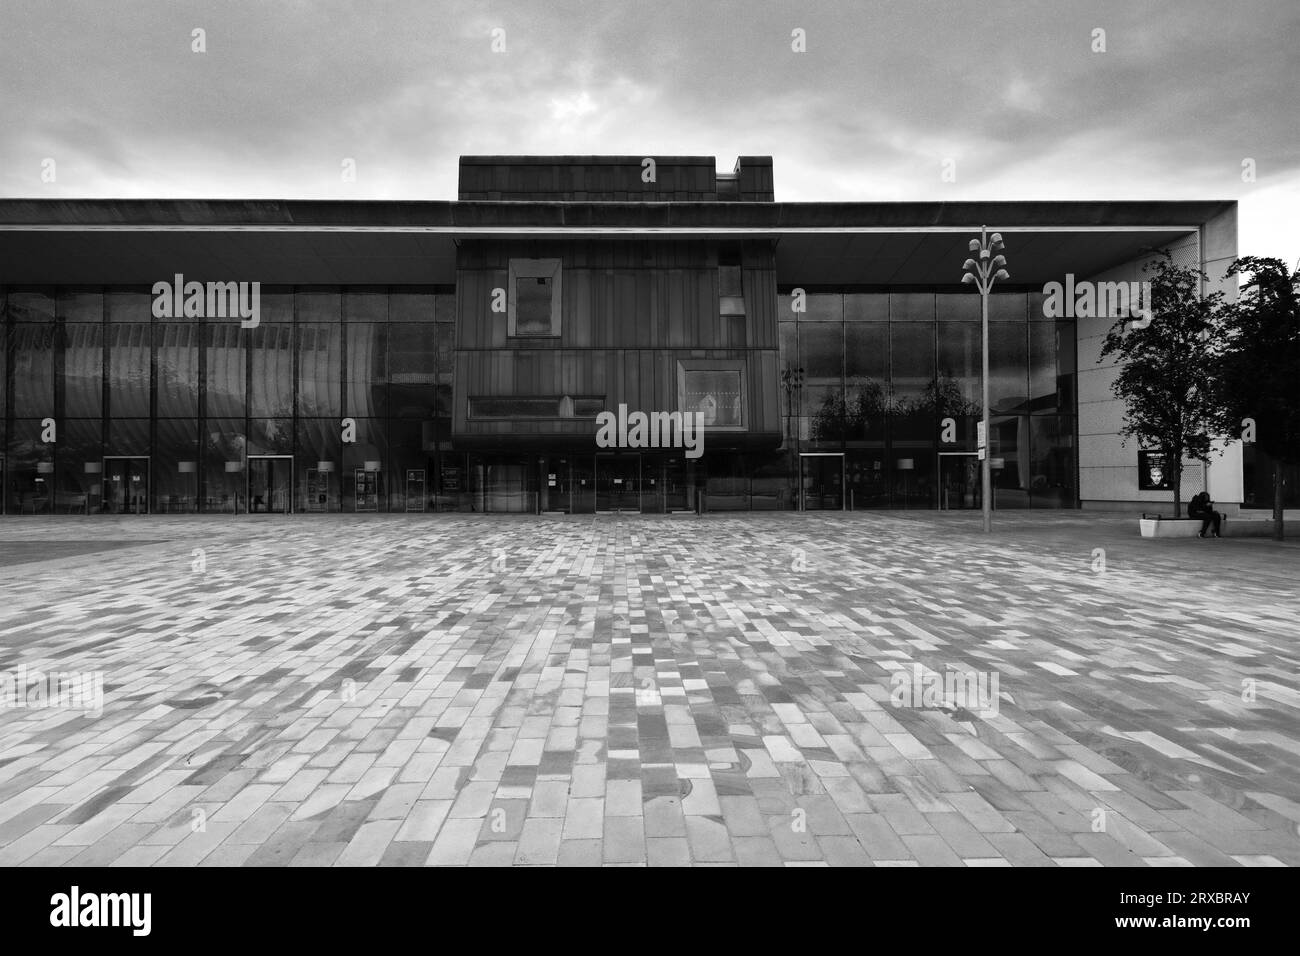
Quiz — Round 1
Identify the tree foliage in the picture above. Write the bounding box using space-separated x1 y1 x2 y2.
1098 254 1227 517
1213 256 1300 538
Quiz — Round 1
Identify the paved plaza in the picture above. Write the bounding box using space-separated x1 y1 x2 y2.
0 511 1298 867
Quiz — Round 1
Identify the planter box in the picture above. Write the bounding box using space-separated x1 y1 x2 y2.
1139 515 1207 538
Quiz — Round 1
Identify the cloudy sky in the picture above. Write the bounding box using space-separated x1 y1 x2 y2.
2 0 1296 271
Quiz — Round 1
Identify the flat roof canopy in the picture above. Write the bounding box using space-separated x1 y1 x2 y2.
0 199 1231 286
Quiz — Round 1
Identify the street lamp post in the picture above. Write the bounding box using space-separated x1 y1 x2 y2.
962 227 1010 533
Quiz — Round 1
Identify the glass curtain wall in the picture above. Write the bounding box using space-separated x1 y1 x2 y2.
778 290 1077 509
1 287 455 515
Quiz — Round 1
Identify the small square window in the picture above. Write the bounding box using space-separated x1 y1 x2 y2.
508 259 562 337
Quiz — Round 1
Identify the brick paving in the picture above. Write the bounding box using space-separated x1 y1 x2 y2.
0 511 1298 867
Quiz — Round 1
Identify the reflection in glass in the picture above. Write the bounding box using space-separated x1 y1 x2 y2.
64 323 103 417
988 322 1028 415
250 324 293 416
7 420 53 514
1029 415 1075 508
156 323 200 417
56 419 101 513
205 324 246 418
297 419 342 513
154 420 200 513
297 323 341 417
203 418 246 513
11 324 56 417
108 322 151 417
347 323 387 418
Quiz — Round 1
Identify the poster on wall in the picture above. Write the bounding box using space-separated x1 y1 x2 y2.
442 466 462 493
1138 450 1172 490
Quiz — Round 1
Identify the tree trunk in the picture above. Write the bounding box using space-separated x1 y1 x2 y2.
1274 459 1285 541
1173 461 1182 518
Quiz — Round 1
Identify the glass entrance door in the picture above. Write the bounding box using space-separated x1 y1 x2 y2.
596 455 640 512
661 458 688 513
938 452 981 510
103 457 149 515
248 456 292 514
799 453 844 511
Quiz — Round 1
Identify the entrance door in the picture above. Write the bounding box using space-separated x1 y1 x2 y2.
596 455 640 512
103 457 150 515
248 456 292 514
938 452 981 510
799 453 845 511
662 458 688 513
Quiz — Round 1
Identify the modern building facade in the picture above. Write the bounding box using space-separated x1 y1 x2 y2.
0 155 1258 516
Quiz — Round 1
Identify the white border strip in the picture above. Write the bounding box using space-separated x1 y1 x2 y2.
0 224 1200 235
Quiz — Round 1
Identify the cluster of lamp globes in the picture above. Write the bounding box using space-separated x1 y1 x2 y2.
961 233 1010 291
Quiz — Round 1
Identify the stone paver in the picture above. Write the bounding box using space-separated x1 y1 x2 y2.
1 511 1298 866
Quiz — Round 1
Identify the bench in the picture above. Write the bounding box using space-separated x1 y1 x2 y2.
1139 512 1227 538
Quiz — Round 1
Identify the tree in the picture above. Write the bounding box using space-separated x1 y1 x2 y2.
1098 253 1227 518
1213 256 1300 540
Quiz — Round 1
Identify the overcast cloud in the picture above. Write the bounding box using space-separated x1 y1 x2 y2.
2 0 1296 270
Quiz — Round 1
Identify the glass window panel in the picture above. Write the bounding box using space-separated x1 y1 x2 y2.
55 419 101 513
298 291 341 323
63 322 103 417
989 321 1028 415
259 290 294 325
469 397 558 418
10 323 57 417
1028 291 1049 321
935 293 980 322
154 419 200 513
991 412 1030 508
346 322 387 417
989 292 1026 322
342 418 389 512
935 322 981 445
846 322 887 381
390 292 432 323
890 292 934 322
297 419 343 512
344 291 386 323
434 293 455 324
800 323 843 380
203 418 246 513
297 323 341 417
801 294 841 323
389 324 439 384
844 294 888 323
779 322 798 370
247 418 294 456
107 418 150 456
58 290 102 323
108 321 151 418
205 323 246 418
107 291 151 324
515 275 554 334
889 323 935 442
684 370 742 426
249 323 293 416
156 323 199 417
1057 320 1077 414
7 291 54 323
1028 321 1058 414
7 419 54 514
1029 415 1075 508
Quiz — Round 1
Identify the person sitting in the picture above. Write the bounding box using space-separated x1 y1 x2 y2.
1188 491 1222 538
